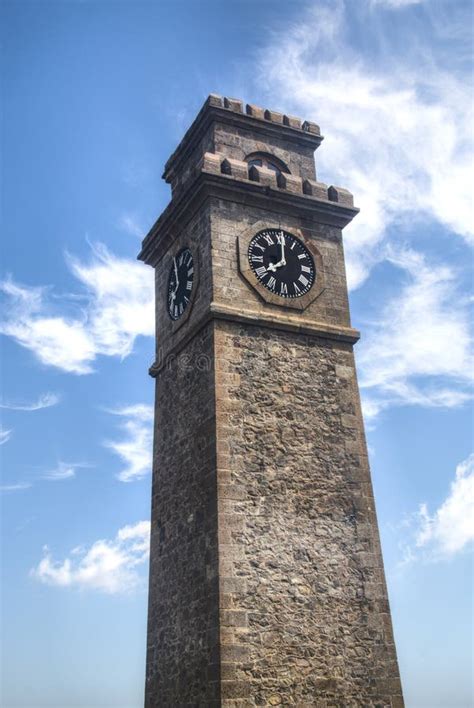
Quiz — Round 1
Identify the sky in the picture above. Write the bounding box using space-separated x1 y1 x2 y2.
0 1 473 706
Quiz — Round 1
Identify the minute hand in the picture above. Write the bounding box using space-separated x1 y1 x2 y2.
279 232 286 265
171 257 179 301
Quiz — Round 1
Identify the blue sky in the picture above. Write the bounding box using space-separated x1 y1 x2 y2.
1 1 472 706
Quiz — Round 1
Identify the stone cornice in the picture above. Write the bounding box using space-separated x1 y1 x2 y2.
163 94 324 185
210 302 360 343
138 170 359 267
148 303 360 377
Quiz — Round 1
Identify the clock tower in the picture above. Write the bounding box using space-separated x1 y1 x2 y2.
139 95 404 707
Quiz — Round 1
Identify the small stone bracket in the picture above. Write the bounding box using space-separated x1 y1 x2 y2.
237 220 325 312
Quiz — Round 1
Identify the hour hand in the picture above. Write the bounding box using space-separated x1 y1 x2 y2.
268 257 285 272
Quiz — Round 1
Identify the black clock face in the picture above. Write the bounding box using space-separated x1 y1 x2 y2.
248 228 316 298
167 248 194 320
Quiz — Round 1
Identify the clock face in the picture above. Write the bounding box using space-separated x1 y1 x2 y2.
248 228 316 299
167 248 194 321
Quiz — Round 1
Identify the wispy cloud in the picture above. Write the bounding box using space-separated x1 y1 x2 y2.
0 242 154 374
0 426 13 445
0 392 61 411
31 520 150 594
256 0 473 289
358 247 472 420
0 482 32 493
118 213 145 239
42 461 91 482
104 404 153 482
371 0 423 7
399 454 474 564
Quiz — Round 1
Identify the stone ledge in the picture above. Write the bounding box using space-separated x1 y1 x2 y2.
147 303 359 377
210 301 360 344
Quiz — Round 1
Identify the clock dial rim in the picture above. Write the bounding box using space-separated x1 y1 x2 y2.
247 228 316 300
237 221 325 312
166 246 195 323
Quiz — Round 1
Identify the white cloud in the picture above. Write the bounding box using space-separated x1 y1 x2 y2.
0 426 12 445
118 213 145 239
0 392 61 411
256 1 473 289
104 404 153 482
0 243 154 374
358 247 473 419
0 482 32 493
31 520 150 594
42 461 91 481
403 454 474 561
0 278 97 375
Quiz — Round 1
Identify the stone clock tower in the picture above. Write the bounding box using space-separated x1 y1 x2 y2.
139 95 404 707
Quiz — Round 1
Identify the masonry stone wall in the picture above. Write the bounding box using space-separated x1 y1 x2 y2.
145 323 221 707
214 321 403 707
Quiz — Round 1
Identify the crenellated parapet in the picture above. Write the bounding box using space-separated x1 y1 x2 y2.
207 94 321 136
198 149 354 207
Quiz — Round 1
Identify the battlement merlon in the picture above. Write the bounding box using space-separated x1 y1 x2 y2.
162 94 324 198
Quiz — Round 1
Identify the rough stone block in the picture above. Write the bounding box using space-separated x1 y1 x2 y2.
220 662 238 680
276 172 303 194
302 120 321 135
220 576 247 594
248 164 278 188
220 644 250 662
207 93 224 108
221 610 248 627
201 152 224 175
303 179 328 199
221 157 249 181
264 108 284 124
221 680 251 699
328 185 354 207
246 103 265 120
283 114 302 129
224 97 244 113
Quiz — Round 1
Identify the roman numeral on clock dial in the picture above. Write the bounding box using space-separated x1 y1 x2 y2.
248 228 316 299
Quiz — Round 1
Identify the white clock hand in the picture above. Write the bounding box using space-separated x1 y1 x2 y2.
170 257 180 301
173 257 179 289
268 260 285 272
279 231 286 266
